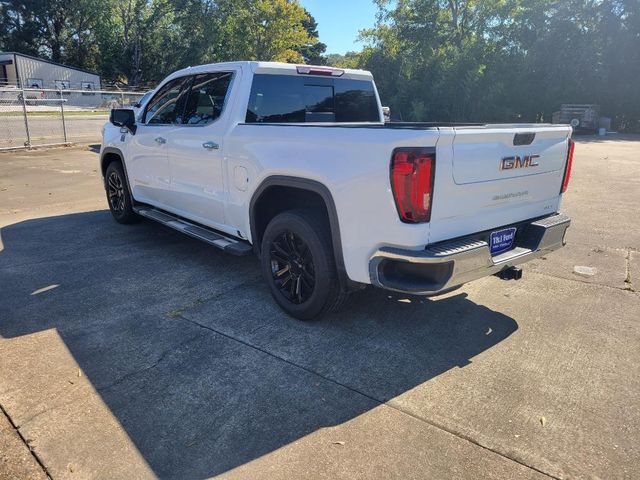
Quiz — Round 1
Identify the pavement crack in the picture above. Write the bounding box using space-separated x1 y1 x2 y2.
624 249 635 292
97 334 202 392
528 268 638 295
18 396 84 429
165 276 262 319
0 403 52 479
565 240 639 253
248 324 268 335
174 314 560 480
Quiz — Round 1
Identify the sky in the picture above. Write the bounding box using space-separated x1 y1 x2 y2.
299 0 379 55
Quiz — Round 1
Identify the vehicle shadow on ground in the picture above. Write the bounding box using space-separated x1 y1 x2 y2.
0 210 518 478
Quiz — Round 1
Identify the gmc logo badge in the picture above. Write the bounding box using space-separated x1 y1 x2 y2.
501 154 540 170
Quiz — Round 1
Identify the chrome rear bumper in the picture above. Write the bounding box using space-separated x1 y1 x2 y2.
369 213 570 295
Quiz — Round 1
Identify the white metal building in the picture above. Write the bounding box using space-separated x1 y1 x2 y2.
0 52 102 107
0 51 101 90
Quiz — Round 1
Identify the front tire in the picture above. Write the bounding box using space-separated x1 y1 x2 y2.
105 161 138 224
261 210 348 320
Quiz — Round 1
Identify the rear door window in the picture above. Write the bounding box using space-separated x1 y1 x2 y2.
246 74 379 123
182 72 233 125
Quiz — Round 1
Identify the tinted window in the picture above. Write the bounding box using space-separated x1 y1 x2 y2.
137 90 153 107
182 72 233 125
144 76 192 124
334 79 380 122
246 74 379 123
304 84 335 122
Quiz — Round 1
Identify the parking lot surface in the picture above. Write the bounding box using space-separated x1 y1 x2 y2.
1 138 639 479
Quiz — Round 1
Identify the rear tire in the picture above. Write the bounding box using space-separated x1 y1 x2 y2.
261 210 348 320
105 161 138 224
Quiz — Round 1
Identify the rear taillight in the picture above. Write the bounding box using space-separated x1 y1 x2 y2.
561 138 575 193
390 148 435 223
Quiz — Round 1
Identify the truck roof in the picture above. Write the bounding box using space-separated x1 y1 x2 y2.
167 61 373 82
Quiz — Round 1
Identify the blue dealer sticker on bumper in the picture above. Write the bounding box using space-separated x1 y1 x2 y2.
490 227 517 255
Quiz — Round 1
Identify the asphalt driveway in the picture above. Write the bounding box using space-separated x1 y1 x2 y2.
0 138 638 479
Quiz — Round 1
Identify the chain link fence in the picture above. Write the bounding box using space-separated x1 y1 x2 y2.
0 87 145 150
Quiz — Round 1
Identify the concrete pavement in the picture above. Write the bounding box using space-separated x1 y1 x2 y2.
0 137 638 479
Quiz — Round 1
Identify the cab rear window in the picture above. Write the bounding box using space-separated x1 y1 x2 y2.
245 74 380 124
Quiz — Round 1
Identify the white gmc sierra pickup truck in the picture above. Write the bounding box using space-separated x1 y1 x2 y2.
101 61 574 320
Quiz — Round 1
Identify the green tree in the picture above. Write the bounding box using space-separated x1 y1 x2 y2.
1 0 322 86
359 0 640 130
214 0 316 62
297 8 327 64
0 0 106 69
325 51 362 68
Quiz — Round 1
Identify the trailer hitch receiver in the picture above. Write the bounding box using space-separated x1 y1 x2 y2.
495 266 523 281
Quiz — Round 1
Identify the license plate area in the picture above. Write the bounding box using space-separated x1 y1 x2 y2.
490 227 517 255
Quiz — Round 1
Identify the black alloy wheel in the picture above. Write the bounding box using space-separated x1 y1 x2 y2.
107 170 126 214
269 231 316 304
260 210 348 320
105 161 138 224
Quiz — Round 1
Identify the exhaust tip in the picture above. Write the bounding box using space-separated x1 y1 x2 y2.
495 266 523 281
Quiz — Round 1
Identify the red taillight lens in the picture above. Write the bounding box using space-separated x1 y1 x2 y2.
561 138 575 193
390 148 435 223
296 65 344 77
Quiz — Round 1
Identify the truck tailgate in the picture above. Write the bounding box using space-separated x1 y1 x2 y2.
429 125 572 244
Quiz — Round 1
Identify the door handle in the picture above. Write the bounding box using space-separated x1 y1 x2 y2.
155 136 166 145
202 141 220 150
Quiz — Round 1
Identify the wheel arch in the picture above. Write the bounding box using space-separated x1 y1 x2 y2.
100 147 125 177
100 147 135 204
249 176 350 287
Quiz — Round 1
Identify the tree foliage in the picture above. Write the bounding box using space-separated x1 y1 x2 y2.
297 8 327 64
357 0 640 130
1 0 638 129
0 0 319 86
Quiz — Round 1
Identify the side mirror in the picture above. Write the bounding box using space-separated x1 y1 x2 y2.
110 108 137 134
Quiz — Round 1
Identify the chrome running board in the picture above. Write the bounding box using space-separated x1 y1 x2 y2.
134 206 253 256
